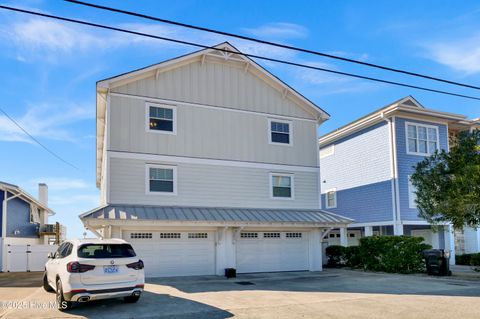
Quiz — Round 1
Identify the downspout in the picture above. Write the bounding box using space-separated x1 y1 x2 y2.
382 114 399 233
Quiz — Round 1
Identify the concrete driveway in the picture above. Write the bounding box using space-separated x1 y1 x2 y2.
1 269 479 318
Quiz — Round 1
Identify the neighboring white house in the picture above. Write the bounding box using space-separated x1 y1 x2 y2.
1 181 60 272
80 42 351 277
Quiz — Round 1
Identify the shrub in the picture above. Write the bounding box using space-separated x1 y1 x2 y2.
344 246 362 268
470 253 480 272
456 254 474 265
349 236 431 274
325 245 346 267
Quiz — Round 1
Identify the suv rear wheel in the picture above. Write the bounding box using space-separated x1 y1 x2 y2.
56 279 73 311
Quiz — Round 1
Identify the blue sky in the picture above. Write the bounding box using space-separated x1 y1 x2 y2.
0 0 479 238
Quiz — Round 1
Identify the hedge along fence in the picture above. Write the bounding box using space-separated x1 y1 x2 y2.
326 236 432 274
456 253 480 271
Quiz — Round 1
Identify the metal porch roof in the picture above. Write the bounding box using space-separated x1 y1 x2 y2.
80 205 352 226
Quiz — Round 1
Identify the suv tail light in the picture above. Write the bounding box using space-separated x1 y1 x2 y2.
67 261 95 273
127 259 144 270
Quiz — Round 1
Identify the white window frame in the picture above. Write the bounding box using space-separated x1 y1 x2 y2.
320 145 335 159
408 175 417 209
325 188 337 209
269 172 295 200
145 103 177 135
268 118 293 146
145 164 178 195
405 122 439 156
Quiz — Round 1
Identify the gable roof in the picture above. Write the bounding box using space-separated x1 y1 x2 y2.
0 181 55 215
95 42 329 186
319 96 468 147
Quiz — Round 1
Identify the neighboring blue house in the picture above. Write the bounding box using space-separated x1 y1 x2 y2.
319 96 479 263
1 181 58 271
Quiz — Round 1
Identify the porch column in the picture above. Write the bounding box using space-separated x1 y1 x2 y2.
309 229 322 271
339 227 348 247
215 227 236 276
443 225 456 265
364 226 373 237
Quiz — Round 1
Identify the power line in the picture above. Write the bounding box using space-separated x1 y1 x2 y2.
65 0 480 91
0 107 79 170
1 4 480 102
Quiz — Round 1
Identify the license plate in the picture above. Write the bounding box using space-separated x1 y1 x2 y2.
103 265 118 273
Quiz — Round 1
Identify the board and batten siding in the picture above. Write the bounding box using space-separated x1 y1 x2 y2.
111 60 317 120
108 157 320 209
320 121 393 223
395 117 448 221
108 94 319 167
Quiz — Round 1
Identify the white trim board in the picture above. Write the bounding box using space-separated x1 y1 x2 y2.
108 150 320 172
110 92 318 123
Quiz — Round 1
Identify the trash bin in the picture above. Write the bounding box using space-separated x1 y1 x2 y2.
225 268 236 278
423 249 451 276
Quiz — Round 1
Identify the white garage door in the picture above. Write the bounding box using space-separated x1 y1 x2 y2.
124 231 215 277
236 232 309 273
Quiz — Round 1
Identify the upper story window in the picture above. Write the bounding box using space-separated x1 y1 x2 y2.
147 104 176 134
270 173 294 199
147 164 177 195
325 189 337 209
406 122 439 156
269 119 292 145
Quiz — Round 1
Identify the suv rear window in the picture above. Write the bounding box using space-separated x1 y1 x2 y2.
78 244 136 258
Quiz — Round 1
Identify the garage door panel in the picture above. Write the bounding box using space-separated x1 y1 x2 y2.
237 232 309 273
125 231 215 277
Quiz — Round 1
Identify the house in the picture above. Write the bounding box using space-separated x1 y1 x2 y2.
80 42 352 277
318 96 479 262
1 181 61 272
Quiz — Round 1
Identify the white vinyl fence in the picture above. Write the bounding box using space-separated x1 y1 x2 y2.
6 244 58 272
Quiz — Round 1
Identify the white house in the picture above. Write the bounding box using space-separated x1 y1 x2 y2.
80 42 351 277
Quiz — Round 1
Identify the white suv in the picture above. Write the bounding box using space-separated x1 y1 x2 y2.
44 238 145 310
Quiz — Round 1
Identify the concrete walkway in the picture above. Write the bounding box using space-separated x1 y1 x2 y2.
0 269 479 318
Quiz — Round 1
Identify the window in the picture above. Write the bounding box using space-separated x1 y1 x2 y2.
349 233 355 238
286 232 302 238
269 119 292 145
325 189 337 209
147 165 177 195
188 233 208 239
159 233 181 239
320 145 335 159
329 233 335 238
147 104 176 134
406 122 439 155
78 244 136 258
130 232 152 239
408 175 417 208
270 173 294 199
240 232 258 238
263 232 280 238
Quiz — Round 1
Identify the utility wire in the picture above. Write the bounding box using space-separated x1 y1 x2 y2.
1 5 480 102
65 0 480 91
0 107 79 170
